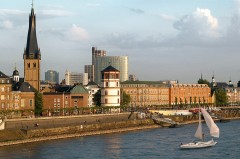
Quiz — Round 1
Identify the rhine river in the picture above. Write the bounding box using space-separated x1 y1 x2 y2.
0 120 239 159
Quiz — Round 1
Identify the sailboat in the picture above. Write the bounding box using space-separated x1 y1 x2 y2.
180 108 219 149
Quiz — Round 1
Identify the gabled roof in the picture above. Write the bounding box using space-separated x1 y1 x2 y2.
0 71 9 78
71 84 89 94
13 82 35 92
55 85 73 92
101 65 119 72
87 81 98 86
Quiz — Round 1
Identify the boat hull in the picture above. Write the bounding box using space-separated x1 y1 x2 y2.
180 139 217 149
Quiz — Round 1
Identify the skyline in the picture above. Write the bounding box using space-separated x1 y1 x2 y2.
0 0 240 84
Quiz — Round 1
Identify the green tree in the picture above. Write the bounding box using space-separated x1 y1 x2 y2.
215 88 228 106
35 91 43 116
198 78 210 86
93 89 101 106
121 90 131 106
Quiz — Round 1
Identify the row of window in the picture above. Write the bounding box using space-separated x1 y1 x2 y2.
0 79 10 84
105 82 119 87
27 62 37 68
0 87 10 92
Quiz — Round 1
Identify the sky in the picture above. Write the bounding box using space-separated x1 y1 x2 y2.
0 0 240 84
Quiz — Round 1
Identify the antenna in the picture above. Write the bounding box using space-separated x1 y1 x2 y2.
31 0 34 8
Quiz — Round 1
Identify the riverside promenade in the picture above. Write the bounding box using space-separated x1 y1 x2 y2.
0 108 240 147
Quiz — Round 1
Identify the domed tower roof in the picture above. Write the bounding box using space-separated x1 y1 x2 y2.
13 69 19 76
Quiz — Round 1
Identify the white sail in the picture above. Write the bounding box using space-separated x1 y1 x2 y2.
201 108 220 138
194 111 203 140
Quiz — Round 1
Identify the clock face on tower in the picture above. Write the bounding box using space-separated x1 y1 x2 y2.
29 53 34 59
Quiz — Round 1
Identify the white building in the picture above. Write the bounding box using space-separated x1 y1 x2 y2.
65 71 88 85
101 65 120 107
85 81 100 107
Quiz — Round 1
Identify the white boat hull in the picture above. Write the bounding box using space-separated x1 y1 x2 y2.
180 139 217 149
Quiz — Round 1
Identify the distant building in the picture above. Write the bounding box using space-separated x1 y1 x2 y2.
121 81 169 107
45 70 59 84
95 56 128 85
65 71 88 85
101 65 120 107
43 84 89 116
0 70 35 115
129 74 137 81
169 84 212 105
84 65 94 82
85 81 100 107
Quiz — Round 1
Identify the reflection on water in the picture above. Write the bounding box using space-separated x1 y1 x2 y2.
0 120 240 159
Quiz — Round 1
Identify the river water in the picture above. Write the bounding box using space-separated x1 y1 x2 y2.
0 120 239 159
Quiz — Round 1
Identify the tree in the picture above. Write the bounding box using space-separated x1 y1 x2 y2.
93 89 101 106
35 91 43 116
215 88 228 106
121 90 131 106
198 78 210 86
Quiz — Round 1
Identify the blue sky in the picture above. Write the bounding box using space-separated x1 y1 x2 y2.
0 0 240 84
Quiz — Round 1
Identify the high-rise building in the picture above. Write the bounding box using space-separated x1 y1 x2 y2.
84 65 94 82
92 47 106 66
23 5 41 91
65 71 88 85
95 56 128 85
45 70 59 84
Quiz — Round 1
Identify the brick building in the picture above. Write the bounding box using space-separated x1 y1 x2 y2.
121 81 169 107
43 84 89 116
169 84 212 105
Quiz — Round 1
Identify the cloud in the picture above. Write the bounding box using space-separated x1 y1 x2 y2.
41 24 89 42
158 14 177 21
0 20 13 29
129 8 145 14
37 9 74 18
64 24 89 41
173 8 219 40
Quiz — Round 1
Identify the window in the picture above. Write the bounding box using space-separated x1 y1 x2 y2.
105 98 108 104
106 82 108 87
1 95 5 100
116 82 119 87
30 99 33 107
118 98 120 103
105 90 108 95
1 87 4 92
33 63 36 68
27 63 30 68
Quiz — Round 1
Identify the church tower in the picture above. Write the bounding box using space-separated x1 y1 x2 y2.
23 3 41 91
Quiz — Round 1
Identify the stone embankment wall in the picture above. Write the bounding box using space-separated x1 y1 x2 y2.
0 109 240 145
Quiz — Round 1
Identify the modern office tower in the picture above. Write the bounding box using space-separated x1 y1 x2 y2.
45 70 59 84
84 65 94 82
84 47 106 83
92 47 106 66
95 56 128 85
23 5 41 91
101 65 120 107
65 71 88 85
